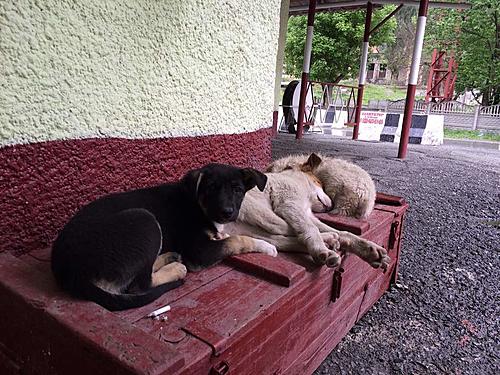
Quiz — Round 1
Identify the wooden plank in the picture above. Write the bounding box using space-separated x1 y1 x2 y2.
357 263 395 321
284 293 366 374
224 253 306 287
212 263 383 374
172 270 290 355
375 192 407 206
315 212 370 235
0 252 184 375
362 209 394 249
199 268 336 374
116 263 233 323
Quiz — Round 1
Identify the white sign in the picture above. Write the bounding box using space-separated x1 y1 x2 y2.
357 111 387 141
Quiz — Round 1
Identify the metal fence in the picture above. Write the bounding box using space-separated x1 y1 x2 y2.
367 99 500 132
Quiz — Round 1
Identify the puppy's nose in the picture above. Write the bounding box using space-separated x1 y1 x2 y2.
222 207 234 218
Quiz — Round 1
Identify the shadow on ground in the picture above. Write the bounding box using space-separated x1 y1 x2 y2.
272 134 500 375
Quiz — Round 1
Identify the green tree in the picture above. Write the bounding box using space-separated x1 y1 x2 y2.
385 7 417 82
284 7 397 83
425 0 500 105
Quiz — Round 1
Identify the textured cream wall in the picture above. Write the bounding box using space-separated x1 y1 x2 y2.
0 0 282 147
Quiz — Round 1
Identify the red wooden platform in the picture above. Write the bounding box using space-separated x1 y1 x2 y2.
0 193 408 375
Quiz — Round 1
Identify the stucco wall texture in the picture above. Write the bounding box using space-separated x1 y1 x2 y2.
0 0 281 146
1 128 273 256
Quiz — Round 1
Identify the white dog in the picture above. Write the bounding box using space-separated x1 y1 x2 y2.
267 153 376 219
224 154 390 270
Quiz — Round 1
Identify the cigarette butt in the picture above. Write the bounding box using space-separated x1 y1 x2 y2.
147 304 171 318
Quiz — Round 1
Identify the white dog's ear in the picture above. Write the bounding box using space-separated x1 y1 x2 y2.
241 168 267 192
302 153 322 172
264 163 274 173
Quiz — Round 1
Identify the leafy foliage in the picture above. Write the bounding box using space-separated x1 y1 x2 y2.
425 0 500 105
284 7 397 83
384 7 417 81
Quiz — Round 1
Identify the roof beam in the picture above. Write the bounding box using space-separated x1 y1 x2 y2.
289 0 471 13
375 0 470 9
369 3 403 36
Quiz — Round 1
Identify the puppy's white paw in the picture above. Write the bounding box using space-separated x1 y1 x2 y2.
170 262 188 280
254 239 278 257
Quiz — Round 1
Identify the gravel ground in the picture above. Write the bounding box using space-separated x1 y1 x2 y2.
272 134 500 375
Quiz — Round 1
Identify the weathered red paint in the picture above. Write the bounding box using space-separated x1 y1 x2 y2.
352 84 365 140
272 110 279 136
398 0 430 159
0 127 272 257
0 193 408 375
398 84 417 159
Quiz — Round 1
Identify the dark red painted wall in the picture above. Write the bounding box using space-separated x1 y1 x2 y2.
1 128 272 256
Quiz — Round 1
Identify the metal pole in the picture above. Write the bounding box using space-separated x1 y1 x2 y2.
296 0 317 140
425 48 437 102
397 0 429 159
369 4 403 36
272 0 291 136
353 1 373 140
472 105 480 130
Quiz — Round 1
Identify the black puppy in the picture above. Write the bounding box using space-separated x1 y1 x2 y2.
51 163 277 311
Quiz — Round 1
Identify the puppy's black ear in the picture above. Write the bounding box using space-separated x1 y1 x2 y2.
302 153 322 172
182 168 203 197
241 168 267 192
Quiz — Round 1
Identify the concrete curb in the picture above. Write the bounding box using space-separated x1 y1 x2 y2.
302 129 500 151
443 138 500 150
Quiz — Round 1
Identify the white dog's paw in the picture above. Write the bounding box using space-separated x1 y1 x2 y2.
321 232 340 251
254 239 278 257
325 251 341 268
311 244 340 267
359 241 391 271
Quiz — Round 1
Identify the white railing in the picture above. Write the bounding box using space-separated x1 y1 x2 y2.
387 99 429 113
367 99 500 132
481 104 500 117
430 100 475 114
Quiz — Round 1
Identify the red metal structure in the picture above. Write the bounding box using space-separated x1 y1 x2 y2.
425 48 458 102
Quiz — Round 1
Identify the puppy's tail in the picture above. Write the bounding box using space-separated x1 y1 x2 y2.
82 281 183 311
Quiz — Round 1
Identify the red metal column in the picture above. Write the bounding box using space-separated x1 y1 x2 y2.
352 2 373 140
296 0 317 140
272 110 278 136
425 49 438 102
398 0 429 159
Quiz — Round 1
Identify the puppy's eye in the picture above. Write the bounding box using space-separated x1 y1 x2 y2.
284 166 293 170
